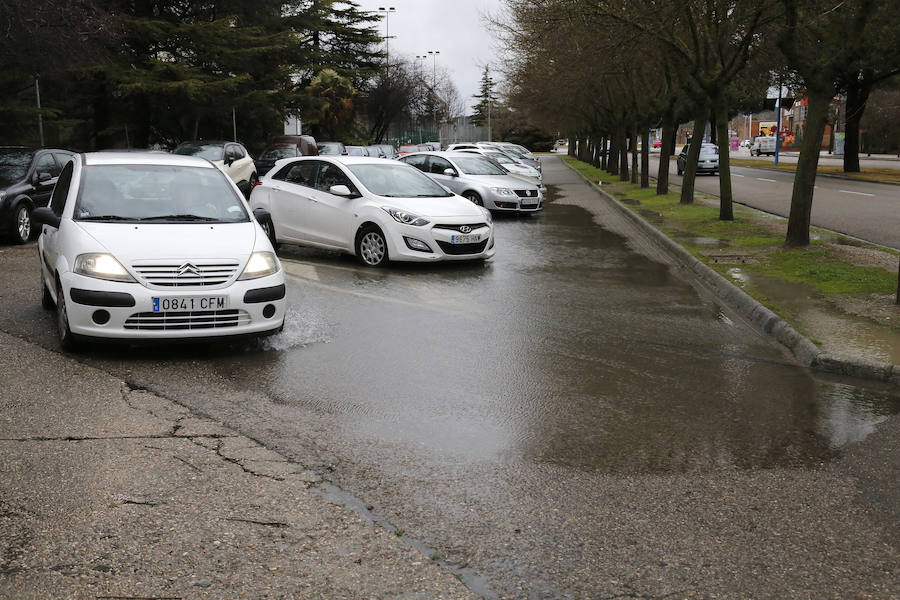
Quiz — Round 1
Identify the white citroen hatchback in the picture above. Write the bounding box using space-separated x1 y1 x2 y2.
33 152 285 350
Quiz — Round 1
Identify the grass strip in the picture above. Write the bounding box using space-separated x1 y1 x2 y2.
562 156 897 298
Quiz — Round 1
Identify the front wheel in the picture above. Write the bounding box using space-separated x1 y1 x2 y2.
12 203 31 244
260 216 279 251
463 191 483 207
56 280 81 352
355 225 389 267
41 276 55 310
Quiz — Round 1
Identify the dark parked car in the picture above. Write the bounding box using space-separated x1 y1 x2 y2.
0 147 74 243
317 141 347 156
255 135 318 176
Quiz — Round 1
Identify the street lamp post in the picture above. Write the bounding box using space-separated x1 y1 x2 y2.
428 50 440 143
377 7 396 75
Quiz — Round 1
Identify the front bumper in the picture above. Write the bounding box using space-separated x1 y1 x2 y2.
384 221 496 262
59 271 286 340
485 191 543 212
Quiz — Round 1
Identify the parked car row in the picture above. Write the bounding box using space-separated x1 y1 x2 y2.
6 135 540 351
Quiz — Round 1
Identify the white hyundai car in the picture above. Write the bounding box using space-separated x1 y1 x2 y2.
33 152 285 350
249 156 495 267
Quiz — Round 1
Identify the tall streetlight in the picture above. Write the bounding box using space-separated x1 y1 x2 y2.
376 7 396 75
427 51 440 143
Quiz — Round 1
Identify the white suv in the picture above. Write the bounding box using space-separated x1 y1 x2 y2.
33 152 285 350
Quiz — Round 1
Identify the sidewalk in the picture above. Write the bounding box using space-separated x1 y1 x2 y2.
0 330 476 599
558 155 900 384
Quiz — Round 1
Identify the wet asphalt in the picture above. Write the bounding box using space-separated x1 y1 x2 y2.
0 156 898 598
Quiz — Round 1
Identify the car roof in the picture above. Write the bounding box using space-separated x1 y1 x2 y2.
401 150 485 160
83 151 216 167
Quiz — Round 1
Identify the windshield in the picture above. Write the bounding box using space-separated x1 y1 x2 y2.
485 152 516 165
0 150 34 187
348 163 453 198
700 145 719 155
453 156 508 176
317 142 344 155
260 148 298 160
173 143 224 161
74 164 250 223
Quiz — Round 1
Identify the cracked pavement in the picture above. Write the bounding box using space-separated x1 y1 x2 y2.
0 330 477 599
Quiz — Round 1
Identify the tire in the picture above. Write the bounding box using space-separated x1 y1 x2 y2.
41 276 55 310
12 203 32 244
260 216 280 251
463 191 483 206
355 225 389 267
244 172 258 199
56 280 80 352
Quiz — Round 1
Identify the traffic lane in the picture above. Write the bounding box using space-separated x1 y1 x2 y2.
730 149 900 170
649 156 900 248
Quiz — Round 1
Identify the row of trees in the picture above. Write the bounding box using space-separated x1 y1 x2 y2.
0 0 467 153
494 0 900 246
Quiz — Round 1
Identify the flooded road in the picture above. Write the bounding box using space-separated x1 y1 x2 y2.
1 155 898 598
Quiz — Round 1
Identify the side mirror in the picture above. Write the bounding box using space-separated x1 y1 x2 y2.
32 207 61 229
443 168 456 177
35 172 52 184
329 184 353 197
224 157 234 166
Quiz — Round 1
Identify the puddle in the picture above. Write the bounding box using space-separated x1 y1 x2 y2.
635 208 664 225
734 271 900 365
694 236 729 247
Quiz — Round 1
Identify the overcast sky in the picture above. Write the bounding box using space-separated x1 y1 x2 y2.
351 0 506 112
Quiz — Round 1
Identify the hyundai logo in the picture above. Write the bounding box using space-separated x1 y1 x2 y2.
459 225 472 234
176 262 201 277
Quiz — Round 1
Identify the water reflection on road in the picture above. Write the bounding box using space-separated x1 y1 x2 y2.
225 163 899 475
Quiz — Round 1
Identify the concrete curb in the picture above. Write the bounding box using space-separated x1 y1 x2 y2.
559 158 899 388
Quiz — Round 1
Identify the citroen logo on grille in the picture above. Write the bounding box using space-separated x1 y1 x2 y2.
176 262 201 277
459 225 472 234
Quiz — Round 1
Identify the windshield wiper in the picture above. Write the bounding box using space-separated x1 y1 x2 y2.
139 214 219 222
79 215 137 221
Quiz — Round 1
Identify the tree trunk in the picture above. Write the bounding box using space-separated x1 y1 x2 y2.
708 106 717 144
715 98 733 221
843 71 871 173
640 128 650 188
785 88 831 247
630 129 638 184
619 127 629 182
608 132 619 175
656 108 675 195
680 104 707 205
600 135 607 170
568 135 575 157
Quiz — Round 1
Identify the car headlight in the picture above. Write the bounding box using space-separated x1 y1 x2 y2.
491 187 515 196
238 251 280 280
382 207 430 227
74 253 136 283
480 207 492 224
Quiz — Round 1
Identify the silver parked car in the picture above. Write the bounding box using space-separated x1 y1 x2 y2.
677 143 719 175
399 151 542 213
